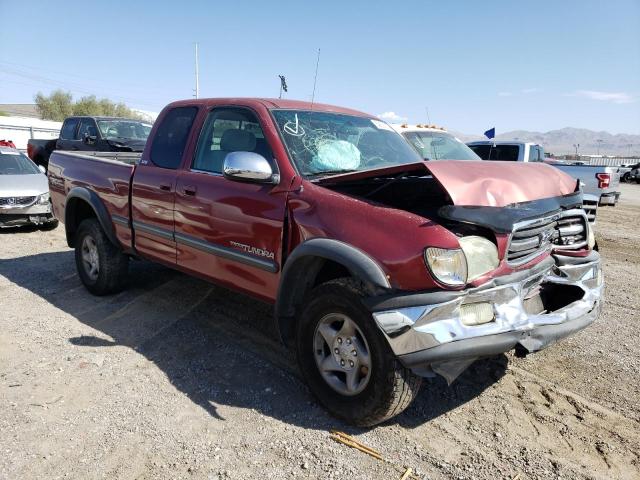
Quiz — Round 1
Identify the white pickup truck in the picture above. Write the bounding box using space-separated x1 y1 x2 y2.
467 141 621 206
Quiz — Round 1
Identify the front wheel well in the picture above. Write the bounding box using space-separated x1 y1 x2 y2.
275 256 380 349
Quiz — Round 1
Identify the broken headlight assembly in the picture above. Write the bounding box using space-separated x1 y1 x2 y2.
425 236 499 286
36 193 50 205
459 236 499 281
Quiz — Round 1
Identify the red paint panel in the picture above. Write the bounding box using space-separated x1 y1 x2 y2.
48 152 134 251
288 181 463 291
425 161 578 207
174 170 287 302
130 164 178 264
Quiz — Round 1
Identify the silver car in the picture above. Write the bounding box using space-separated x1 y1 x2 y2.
0 147 57 228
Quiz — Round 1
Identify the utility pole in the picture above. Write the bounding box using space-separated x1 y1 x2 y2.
194 42 200 99
573 143 580 159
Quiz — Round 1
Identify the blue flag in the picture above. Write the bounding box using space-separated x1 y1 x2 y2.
484 127 495 139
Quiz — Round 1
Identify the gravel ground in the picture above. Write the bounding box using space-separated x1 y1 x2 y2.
1 184 639 480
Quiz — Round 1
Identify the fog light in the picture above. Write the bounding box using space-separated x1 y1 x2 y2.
460 302 495 326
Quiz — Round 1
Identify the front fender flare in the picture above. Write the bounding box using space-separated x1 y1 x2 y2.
275 238 391 345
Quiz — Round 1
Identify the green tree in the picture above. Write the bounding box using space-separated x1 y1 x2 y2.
99 98 117 116
72 95 102 116
34 90 73 121
34 90 150 122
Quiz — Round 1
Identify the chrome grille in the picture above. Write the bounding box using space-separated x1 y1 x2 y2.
552 209 588 250
507 214 558 265
582 197 598 225
0 196 36 208
507 209 589 265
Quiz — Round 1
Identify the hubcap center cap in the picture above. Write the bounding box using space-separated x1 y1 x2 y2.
333 337 357 370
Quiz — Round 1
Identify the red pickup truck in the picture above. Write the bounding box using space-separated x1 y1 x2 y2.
48 98 603 426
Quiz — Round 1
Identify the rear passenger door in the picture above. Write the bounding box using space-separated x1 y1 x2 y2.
131 106 199 266
174 106 287 301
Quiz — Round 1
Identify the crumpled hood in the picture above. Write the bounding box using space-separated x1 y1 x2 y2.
316 160 578 207
0 173 49 197
425 160 578 206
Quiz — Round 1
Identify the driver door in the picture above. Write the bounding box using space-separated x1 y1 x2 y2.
174 106 287 301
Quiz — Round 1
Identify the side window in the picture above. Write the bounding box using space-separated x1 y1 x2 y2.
529 145 541 162
192 107 272 174
77 119 98 138
150 107 198 169
60 118 80 140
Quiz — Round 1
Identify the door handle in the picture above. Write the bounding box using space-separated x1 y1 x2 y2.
182 185 197 196
159 184 171 192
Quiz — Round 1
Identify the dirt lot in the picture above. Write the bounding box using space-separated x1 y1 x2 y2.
1 184 639 480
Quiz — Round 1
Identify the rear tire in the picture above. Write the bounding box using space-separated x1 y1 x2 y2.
296 278 422 426
74 218 129 295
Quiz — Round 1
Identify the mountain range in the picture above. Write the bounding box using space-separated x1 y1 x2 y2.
453 127 640 157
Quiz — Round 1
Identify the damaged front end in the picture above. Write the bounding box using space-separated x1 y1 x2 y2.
317 161 603 383
369 250 602 382
369 195 602 383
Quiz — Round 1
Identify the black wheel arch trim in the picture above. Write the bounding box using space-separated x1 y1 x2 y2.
275 237 391 346
65 187 119 248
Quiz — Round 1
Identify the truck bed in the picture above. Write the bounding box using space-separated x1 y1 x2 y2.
47 150 136 250
550 163 621 204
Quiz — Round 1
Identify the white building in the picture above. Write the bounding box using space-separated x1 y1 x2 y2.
0 116 62 150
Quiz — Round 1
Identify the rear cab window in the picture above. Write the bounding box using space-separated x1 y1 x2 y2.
60 118 80 140
469 144 520 161
150 107 198 169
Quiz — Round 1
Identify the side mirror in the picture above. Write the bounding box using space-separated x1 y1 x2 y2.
223 151 279 184
38 165 46 174
83 134 97 145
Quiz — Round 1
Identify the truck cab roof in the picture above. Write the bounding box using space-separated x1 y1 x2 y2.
163 97 374 118
467 140 541 147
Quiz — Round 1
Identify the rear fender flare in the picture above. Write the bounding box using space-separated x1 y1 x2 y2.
65 187 119 248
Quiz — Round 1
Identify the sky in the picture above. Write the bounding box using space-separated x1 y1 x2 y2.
1 0 639 134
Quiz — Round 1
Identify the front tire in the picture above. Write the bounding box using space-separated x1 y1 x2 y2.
296 278 422 426
74 218 129 295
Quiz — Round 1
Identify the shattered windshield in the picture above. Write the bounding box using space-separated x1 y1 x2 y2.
403 131 480 160
97 120 152 140
271 110 422 177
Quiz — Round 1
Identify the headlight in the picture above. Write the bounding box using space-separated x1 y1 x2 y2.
36 193 50 205
459 236 499 281
424 247 467 286
425 236 499 286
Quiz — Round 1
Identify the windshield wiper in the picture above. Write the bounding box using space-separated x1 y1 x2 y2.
306 169 358 179
363 170 413 197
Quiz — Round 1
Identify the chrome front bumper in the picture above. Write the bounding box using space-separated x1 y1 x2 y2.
372 253 603 376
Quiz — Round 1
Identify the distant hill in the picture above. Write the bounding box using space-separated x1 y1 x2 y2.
453 127 640 157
